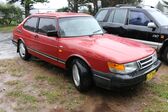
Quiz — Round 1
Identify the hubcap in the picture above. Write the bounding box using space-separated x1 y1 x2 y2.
19 43 26 58
72 64 80 87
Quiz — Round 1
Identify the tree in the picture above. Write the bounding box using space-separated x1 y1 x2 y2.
57 7 69 12
0 3 23 26
68 0 141 14
68 0 93 12
7 0 48 17
101 0 141 7
68 0 78 12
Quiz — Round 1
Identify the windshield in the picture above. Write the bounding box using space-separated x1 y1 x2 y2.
149 10 168 26
59 16 104 37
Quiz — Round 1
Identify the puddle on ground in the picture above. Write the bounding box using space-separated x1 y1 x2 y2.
0 33 18 60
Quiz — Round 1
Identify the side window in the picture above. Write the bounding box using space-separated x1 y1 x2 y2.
38 18 56 35
107 10 115 22
113 9 127 24
129 11 151 26
23 17 38 32
96 9 108 22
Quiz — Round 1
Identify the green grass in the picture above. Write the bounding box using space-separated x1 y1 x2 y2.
143 97 168 112
4 59 168 111
0 108 6 112
149 74 168 100
10 67 25 77
143 74 168 112
35 74 64 86
0 26 16 32
5 80 21 86
41 90 62 103
150 83 168 99
35 75 48 81
0 59 85 111
7 90 37 104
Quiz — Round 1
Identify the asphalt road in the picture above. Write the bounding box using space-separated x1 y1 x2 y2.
0 32 18 60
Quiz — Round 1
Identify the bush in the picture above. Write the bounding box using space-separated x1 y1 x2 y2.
0 3 23 26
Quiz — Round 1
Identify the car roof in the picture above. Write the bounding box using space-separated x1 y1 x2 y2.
31 12 91 18
100 5 156 10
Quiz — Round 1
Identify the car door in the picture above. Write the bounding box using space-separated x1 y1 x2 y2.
22 17 39 49
126 10 156 41
34 17 59 64
103 8 128 36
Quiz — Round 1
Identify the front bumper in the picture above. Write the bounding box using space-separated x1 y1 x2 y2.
92 60 161 89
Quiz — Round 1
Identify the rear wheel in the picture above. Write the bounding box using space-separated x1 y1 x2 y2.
18 41 31 60
71 59 92 92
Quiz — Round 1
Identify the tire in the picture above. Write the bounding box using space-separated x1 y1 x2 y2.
163 46 168 64
71 59 92 92
18 41 31 60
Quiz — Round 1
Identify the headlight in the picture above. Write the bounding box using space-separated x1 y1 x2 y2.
152 52 157 63
107 62 138 74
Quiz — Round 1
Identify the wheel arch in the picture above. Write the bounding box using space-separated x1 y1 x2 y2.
65 54 92 70
160 39 168 55
17 38 25 52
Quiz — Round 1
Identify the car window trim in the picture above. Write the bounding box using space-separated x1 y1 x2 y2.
95 9 110 22
58 16 104 38
103 9 112 22
23 16 39 32
112 8 128 25
128 9 158 27
145 10 160 27
36 16 58 37
106 9 115 23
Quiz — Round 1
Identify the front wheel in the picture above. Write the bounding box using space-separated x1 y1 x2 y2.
18 41 31 60
71 59 92 92
163 46 168 64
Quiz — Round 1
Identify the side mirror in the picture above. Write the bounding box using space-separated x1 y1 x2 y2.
147 22 156 29
47 31 59 37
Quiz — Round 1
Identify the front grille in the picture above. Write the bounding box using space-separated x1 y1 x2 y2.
137 55 154 70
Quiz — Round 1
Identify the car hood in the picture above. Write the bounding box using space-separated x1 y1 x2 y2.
161 25 168 31
76 34 155 63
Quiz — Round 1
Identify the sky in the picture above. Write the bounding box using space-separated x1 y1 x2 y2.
0 0 161 9
141 0 159 7
0 0 68 10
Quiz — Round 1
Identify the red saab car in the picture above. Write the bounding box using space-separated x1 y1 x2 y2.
12 12 161 92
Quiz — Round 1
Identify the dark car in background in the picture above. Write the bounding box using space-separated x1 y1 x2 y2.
95 5 168 64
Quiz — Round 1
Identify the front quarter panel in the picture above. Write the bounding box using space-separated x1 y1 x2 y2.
57 37 110 73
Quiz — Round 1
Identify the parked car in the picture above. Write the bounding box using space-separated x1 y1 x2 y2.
141 0 168 16
95 5 168 64
12 12 161 92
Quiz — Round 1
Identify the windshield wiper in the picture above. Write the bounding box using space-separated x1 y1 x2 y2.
89 29 104 37
93 29 102 34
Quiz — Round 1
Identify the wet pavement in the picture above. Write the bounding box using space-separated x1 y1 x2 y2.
0 32 18 59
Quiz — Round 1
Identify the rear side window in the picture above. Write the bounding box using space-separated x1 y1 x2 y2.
38 18 56 35
23 17 38 32
96 9 108 22
107 10 115 22
129 11 151 26
113 9 127 24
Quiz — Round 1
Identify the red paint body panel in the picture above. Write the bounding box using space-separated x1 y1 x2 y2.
13 13 155 73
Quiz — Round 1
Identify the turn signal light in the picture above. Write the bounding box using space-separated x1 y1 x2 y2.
107 62 125 71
